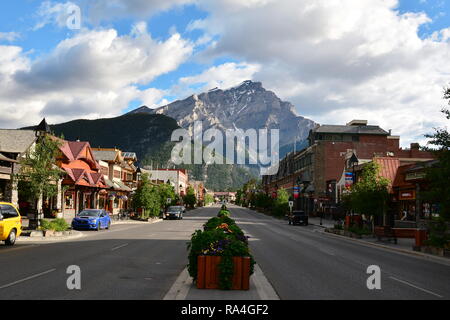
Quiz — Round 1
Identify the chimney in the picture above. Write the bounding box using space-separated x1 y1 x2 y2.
346 120 368 126
410 143 420 150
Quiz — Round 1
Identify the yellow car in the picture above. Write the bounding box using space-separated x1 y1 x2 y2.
0 202 22 246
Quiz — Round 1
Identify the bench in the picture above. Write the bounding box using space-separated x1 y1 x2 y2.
374 226 398 244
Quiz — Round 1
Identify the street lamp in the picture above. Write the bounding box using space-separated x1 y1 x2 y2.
349 153 359 183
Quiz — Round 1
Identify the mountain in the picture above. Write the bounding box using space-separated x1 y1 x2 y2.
129 80 316 148
38 113 180 166
29 113 258 191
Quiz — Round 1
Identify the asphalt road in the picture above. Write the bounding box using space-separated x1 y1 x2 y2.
0 208 216 300
229 205 450 300
0 205 449 300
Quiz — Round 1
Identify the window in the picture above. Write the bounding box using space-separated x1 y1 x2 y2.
65 192 74 209
0 204 18 219
352 136 360 142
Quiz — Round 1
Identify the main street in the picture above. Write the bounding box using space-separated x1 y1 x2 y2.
0 205 449 300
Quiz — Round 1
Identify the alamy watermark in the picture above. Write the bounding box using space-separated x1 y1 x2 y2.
366 265 381 290
66 265 81 290
170 121 280 175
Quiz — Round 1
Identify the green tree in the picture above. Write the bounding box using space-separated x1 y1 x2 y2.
345 162 390 227
272 188 289 217
204 193 214 206
156 183 177 209
17 135 63 207
424 102 450 221
132 173 160 219
183 186 197 209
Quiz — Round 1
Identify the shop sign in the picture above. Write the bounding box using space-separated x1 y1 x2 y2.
405 172 426 181
399 190 415 200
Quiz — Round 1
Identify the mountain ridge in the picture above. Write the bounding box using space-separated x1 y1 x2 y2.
128 80 316 149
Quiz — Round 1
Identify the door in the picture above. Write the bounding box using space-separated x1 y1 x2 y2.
0 204 21 240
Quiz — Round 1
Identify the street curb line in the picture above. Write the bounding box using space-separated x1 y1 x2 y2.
163 267 191 300
252 264 280 300
112 218 163 226
320 229 450 266
163 264 280 300
17 230 84 243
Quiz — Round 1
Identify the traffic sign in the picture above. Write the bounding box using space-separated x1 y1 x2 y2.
289 201 294 208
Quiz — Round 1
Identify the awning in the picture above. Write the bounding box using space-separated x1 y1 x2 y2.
115 180 132 192
305 184 315 193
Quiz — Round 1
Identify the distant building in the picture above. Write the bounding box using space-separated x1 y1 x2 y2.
91 148 137 214
262 120 434 216
0 129 37 207
141 168 189 196
190 181 206 205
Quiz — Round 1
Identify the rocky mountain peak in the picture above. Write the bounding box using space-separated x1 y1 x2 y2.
129 81 316 148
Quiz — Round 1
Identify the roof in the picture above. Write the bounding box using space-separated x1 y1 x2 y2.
313 125 389 135
35 118 51 133
373 157 401 191
0 130 37 154
122 152 137 160
0 153 18 163
59 140 100 170
92 150 120 162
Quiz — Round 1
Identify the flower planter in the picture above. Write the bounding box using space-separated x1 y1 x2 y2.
196 256 251 290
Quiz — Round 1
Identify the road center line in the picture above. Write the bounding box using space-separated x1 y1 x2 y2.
111 243 129 251
0 269 56 290
389 276 443 298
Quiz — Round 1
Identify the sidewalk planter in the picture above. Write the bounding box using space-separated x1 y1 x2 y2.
188 207 255 290
196 256 251 290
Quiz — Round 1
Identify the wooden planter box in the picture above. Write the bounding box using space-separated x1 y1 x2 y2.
196 256 251 290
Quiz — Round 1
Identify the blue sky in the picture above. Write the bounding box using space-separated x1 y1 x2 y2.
1 0 450 146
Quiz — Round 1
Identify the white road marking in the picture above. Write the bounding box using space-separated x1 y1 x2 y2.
389 276 444 298
319 248 336 256
0 269 56 290
111 243 129 251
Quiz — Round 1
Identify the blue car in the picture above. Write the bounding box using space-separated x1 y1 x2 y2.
72 209 111 231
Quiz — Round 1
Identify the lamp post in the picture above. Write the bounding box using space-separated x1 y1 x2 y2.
348 153 359 225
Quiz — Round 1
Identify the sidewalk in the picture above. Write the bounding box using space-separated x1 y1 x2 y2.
308 216 335 229
164 264 279 300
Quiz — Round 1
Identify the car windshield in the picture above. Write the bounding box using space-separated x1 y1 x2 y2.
167 206 181 212
77 210 101 217
293 212 306 216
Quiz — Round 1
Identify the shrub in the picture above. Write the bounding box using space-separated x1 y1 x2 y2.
348 225 372 236
40 218 70 231
424 219 450 248
218 209 231 218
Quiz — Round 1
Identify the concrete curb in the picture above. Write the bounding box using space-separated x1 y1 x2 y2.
320 229 450 266
17 230 84 243
112 218 163 226
163 264 280 300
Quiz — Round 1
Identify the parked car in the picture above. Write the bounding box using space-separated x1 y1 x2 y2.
288 210 309 226
164 206 185 220
72 209 111 231
0 202 22 246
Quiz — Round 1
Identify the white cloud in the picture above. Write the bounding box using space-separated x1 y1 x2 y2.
175 62 260 95
86 0 194 24
0 32 21 42
34 1 80 30
190 0 450 146
0 24 193 128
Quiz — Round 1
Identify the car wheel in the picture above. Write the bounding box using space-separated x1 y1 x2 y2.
96 222 101 231
106 221 111 230
5 229 17 246
288 220 291 225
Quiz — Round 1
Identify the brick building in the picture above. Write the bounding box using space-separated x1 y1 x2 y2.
262 120 434 216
